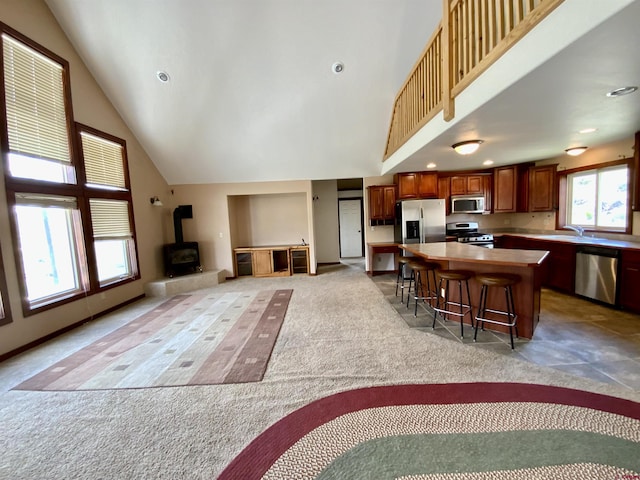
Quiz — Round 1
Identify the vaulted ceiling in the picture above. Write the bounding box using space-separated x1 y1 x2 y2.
44 0 640 185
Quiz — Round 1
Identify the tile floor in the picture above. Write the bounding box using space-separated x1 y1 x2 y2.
371 272 640 391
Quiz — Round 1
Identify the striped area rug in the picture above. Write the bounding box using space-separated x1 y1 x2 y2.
14 289 292 390
219 383 640 479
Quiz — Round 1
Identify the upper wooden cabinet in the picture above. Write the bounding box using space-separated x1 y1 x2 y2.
437 176 451 215
450 174 484 195
368 185 396 225
529 165 557 212
492 164 556 213
395 172 438 199
493 166 519 213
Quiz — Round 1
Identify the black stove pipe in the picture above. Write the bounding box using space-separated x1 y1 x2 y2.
173 205 193 243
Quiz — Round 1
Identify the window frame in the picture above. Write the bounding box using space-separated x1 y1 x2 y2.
0 243 12 325
0 24 140 317
557 158 633 235
77 123 139 290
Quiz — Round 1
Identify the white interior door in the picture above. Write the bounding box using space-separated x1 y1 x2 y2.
339 199 363 257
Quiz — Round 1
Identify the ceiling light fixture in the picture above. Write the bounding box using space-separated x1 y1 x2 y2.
565 147 588 156
579 128 597 134
482 160 494 166
156 71 170 83
452 140 483 155
426 162 437 169
606 86 637 97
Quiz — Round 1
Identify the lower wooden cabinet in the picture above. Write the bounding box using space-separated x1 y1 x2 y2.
619 250 640 313
234 245 309 277
496 235 575 293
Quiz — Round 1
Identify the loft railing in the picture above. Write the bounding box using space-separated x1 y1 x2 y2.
384 0 564 160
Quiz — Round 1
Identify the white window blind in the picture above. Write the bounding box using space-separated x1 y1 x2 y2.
2 33 71 164
81 132 126 189
15 192 77 209
89 199 132 239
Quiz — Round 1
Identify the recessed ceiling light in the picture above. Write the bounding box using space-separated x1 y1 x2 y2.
579 128 597 134
426 162 437 169
452 140 483 155
331 62 344 74
565 147 588 156
156 71 170 83
606 86 637 97
482 160 494 166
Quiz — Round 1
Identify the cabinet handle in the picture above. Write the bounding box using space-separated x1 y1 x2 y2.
628 268 639 272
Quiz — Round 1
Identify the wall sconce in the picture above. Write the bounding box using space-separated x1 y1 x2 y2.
150 196 163 206
452 140 483 155
565 147 588 156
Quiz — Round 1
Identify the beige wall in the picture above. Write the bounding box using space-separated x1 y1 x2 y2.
312 180 340 263
229 193 308 247
0 0 170 355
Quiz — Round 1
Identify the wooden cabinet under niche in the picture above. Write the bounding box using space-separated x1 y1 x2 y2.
234 245 309 277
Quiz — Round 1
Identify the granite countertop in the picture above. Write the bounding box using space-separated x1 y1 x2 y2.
402 242 549 267
494 233 640 250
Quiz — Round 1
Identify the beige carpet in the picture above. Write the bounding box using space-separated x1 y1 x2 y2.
0 260 638 479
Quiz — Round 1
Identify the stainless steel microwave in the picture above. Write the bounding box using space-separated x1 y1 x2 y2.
451 195 485 214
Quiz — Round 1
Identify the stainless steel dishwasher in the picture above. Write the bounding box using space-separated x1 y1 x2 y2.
574 245 620 305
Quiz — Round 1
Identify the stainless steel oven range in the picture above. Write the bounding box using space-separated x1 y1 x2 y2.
446 222 494 248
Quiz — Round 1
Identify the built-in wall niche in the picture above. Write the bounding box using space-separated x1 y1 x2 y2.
228 193 309 248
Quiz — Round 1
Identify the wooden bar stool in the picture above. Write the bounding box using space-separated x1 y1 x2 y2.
395 256 413 303
432 269 474 338
407 261 439 316
474 273 520 349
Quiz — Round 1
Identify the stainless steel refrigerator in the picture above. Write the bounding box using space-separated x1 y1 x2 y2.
394 199 446 244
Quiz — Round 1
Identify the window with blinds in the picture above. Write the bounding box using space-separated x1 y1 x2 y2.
81 131 127 190
89 199 132 239
89 198 136 285
2 32 75 183
1 25 140 314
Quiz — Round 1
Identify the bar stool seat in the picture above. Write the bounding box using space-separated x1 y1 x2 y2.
432 269 475 338
474 273 520 349
406 260 439 316
395 256 413 303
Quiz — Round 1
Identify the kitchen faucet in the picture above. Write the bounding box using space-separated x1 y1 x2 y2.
563 225 584 237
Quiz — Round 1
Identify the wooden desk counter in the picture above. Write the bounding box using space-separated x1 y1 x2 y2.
367 242 400 276
401 242 549 339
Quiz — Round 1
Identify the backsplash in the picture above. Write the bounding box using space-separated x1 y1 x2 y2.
446 211 640 243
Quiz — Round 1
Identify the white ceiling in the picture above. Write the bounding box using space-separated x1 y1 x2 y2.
44 0 640 185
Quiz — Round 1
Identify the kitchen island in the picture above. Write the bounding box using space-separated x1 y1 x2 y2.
402 242 549 339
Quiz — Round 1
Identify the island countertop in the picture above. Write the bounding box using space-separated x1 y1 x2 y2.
401 242 549 267
400 241 549 339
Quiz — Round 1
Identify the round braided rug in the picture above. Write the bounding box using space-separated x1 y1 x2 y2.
218 382 640 479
